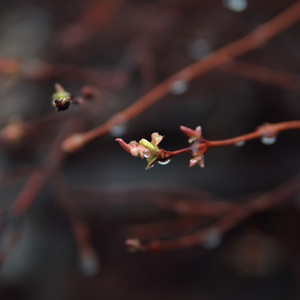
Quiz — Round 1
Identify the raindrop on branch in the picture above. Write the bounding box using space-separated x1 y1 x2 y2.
143 149 152 159
261 136 277 145
110 123 128 137
235 141 245 147
79 251 100 277
223 0 248 12
171 80 189 95
158 159 171 165
187 39 211 60
202 230 222 249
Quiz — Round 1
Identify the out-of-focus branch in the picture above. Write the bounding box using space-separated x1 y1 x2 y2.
60 0 126 50
51 171 99 276
10 118 81 217
138 174 300 252
61 0 300 152
220 60 300 92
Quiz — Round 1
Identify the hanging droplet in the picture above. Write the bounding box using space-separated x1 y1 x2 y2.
143 149 152 159
158 159 171 165
79 251 100 277
110 123 128 137
171 80 189 95
202 230 222 250
261 136 277 145
223 0 248 12
190 158 199 166
187 39 211 61
235 141 245 147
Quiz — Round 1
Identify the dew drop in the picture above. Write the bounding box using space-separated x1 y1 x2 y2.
235 141 245 147
158 159 171 165
190 158 199 165
171 80 188 95
261 136 277 145
187 39 211 60
110 123 127 137
202 230 222 250
79 251 100 277
143 149 152 159
223 0 248 12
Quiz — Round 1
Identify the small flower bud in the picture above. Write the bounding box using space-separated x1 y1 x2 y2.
139 138 156 151
116 133 164 170
53 97 71 112
180 126 202 143
52 84 72 112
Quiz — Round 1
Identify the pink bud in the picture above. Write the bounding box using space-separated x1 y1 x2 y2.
115 138 132 153
180 126 202 141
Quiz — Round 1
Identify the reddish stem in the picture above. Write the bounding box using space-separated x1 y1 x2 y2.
11 118 80 217
51 171 98 266
206 121 300 148
142 174 300 252
63 1 300 150
221 60 300 91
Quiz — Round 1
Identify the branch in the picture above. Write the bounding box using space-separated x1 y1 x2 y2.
134 174 300 252
51 171 99 276
116 121 300 169
10 118 81 217
61 0 300 152
220 60 300 92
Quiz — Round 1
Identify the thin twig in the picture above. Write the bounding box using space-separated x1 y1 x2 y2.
11 118 80 217
142 174 300 252
220 60 300 92
206 120 300 148
51 170 99 276
62 1 300 151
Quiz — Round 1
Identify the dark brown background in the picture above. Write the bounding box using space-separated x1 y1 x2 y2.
0 0 300 299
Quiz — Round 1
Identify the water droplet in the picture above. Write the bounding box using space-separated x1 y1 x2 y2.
261 136 277 145
171 80 188 95
158 159 171 165
79 251 100 277
187 39 211 60
190 158 199 166
202 230 222 249
223 0 248 12
143 149 152 159
235 141 245 147
110 123 127 137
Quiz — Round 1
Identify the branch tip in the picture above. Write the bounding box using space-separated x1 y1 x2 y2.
61 133 86 153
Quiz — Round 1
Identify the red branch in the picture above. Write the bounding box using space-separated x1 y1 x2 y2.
141 174 300 252
220 60 300 92
205 121 300 148
61 0 300 152
51 171 99 276
10 118 81 217
116 120 300 169
177 120 300 155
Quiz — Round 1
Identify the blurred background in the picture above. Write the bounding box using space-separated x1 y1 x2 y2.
0 0 300 299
